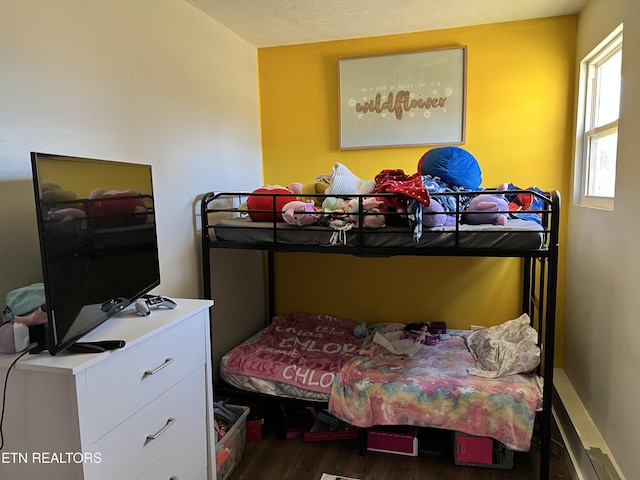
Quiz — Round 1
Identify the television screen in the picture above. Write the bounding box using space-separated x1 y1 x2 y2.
30 152 161 355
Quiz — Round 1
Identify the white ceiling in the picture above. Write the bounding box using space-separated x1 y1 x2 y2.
185 0 587 48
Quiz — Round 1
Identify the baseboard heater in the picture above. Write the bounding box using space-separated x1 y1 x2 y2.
553 369 625 480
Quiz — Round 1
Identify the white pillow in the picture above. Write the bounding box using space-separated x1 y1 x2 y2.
466 313 540 378
324 162 375 195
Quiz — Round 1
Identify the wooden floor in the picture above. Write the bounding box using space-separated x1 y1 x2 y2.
227 425 572 480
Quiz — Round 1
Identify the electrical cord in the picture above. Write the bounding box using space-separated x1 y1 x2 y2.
0 345 39 451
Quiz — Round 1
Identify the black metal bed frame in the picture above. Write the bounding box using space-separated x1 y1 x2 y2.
200 189 560 480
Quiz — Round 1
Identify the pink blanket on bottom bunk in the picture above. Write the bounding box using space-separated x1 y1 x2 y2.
328 332 543 452
224 314 363 394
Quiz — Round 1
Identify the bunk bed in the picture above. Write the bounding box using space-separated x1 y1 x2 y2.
200 186 560 480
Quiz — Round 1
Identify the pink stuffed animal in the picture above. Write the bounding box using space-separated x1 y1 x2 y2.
464 183 510 226
281 200 319 226
345 197 385 228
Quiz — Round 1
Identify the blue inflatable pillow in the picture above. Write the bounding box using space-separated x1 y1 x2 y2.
417 146 482 190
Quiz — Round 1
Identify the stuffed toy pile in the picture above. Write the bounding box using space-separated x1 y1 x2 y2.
416 146 545 227
241 146 542 240
243 162 385 232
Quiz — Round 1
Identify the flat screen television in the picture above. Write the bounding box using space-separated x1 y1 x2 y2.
30 152 161 355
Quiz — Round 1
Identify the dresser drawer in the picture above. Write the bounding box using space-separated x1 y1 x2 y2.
86 313 206 442
138 419 207 480
92 366 206 480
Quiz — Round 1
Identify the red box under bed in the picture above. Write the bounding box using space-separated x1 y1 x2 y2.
367 426 419 457
454 432 514 469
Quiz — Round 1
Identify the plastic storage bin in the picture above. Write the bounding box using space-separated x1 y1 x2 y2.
216 405 250 480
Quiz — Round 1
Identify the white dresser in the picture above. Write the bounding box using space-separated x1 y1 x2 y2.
0 298 215 480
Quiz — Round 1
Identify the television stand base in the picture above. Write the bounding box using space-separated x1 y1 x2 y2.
67 340 126 353
28 340 126 355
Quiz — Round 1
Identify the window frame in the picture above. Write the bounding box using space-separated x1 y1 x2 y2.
575 26 623 210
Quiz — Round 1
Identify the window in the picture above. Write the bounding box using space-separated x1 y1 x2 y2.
576 26 623 209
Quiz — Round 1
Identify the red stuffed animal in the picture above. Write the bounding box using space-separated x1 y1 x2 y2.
245 186 295 222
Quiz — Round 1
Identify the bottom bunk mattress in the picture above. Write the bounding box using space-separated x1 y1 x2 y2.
328 328 543 452
220 313 366 402
220 313 543 452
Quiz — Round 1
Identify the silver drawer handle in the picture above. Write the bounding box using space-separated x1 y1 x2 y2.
146 417 177 441
144 357 175 376
170 477 179 480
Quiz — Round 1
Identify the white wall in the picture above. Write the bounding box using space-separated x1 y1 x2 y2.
565 0 640 477
0 0 263 301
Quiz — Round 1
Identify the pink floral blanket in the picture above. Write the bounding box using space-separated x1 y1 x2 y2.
224 314 363 394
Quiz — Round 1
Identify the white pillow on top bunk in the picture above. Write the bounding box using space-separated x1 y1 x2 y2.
320 162 375 195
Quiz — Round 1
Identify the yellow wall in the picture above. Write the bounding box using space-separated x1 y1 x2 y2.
258 16 576 364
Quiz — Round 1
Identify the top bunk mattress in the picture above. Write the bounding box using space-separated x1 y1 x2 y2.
212 216 545 251
202 188 558 256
